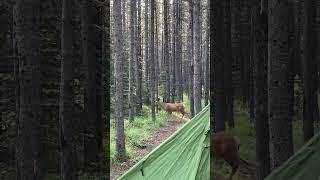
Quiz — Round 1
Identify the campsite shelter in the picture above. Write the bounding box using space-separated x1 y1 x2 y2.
265 131 320 180
118 105 210 180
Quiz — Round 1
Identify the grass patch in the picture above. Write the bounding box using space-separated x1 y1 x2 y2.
110 105 173 162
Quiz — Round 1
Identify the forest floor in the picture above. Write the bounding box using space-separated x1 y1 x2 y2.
110 116 187 180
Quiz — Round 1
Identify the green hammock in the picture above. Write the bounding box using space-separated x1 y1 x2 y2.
118 105 210 180
265 131 320 180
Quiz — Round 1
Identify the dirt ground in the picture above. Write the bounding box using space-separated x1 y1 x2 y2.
110 118 186 180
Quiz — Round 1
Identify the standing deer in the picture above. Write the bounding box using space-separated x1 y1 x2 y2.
157 98 186 119
212 131 240 180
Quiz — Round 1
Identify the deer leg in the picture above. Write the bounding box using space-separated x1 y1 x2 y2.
229 161 239 180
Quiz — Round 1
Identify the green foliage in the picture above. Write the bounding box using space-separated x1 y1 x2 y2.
110 104 172 162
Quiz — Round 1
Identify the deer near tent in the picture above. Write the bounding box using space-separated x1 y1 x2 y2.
157 99 186 119
211 131 240 180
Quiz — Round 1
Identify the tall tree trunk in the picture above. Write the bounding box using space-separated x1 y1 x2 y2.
193 0 202 114
170 1 175 103
150 0 156 121
82 0 102 167
113 0 126 161
301 0 318 141
155 2 159 112
14 0 42 178
60 0 78 178
231 0 241 100
224 0 234 128
240 0 251 106
122 0 126 32
253 0 270 178
164 0 170 103
204 7 210 106
188 0 195 117
212 0 226 132
96 3 104 155
129 0 136 121
136 0 142 115
268 0 293 169
174 0 182 102
144 0 150 105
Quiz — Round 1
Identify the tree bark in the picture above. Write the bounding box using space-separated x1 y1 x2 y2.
193 0 202 114
174 0 182 102
144 0 150 105
14 0 42 178
253 0 270 178
150 0 156 121
212 0 225 132
240 0 251 106
113 0 126 161
188 0 195 117
224 0 234 128
82 0 102 167
268 0 294 169
60 0 78 178
301 0 318 141
164 0 170 103
129 0 136 121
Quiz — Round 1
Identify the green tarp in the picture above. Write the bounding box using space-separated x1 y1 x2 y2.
265 131 320 180
118 105 210 180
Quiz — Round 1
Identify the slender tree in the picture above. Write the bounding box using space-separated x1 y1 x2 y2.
14 0 41 178
240 0 251 106
155 0 159 112
136 0 143 114
122 0 126 32
253 0 270 178
174 0 182 102
224 0 234 128
113 0 126 160
301 0 317 141
212 0 225 132
129 0 136 121
60 0 78 178
164 0 170 102
203 7 210 106
144 0 150 105
193 0 202 114
150 0 156 121
188 0 195 117
268 0 293 169
82 0 104 167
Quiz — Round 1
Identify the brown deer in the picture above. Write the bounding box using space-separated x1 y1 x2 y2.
158 102 186 119
212 131 240 180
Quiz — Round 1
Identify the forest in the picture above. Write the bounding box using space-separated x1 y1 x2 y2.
0 0 110 179
211 0 320 179
1 0 320 179
110 0 209 179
